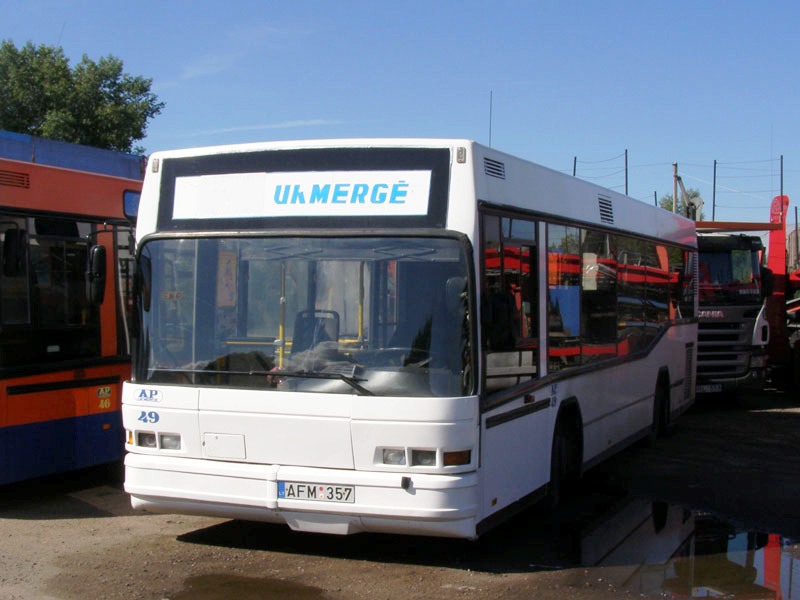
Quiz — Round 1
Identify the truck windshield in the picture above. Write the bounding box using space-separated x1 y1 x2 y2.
698 248 762 305
134 236 473 397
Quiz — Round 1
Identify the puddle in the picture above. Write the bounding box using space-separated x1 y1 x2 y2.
170 574 325 600
176 494 800 597
520 497 800 598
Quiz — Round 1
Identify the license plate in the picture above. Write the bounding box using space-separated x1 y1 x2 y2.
278 481 355 503
697 384 722 393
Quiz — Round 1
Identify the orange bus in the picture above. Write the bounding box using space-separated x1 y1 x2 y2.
0 130 143 484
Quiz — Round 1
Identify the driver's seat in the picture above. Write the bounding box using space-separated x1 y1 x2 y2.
291 310 340 354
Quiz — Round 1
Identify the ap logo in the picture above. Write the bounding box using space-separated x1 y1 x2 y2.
136 388 162 402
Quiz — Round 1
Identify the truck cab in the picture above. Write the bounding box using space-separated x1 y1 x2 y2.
696 234 770 394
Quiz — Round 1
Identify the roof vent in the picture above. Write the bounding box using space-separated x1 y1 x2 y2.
598 195 614 224
0 169 30 189
484 157 506 179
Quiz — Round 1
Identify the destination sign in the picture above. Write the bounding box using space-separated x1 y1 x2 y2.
172 170 432 219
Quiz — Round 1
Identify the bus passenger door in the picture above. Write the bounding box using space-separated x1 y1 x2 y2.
479 214 552 520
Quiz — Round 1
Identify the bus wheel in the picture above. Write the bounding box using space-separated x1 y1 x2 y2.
646 375 671 446
547 409 581 507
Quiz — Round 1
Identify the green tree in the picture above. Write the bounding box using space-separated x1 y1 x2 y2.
659 187 705 220
0 40 164 154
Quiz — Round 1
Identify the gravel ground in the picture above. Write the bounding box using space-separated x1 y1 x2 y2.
1 388 799 600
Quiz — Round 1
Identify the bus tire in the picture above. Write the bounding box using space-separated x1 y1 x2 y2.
646 373 671 446
547 406 581 508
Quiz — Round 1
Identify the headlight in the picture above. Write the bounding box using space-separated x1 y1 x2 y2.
411 449 437 467
159 433 182 450
382 448 406 465
137 432 157 448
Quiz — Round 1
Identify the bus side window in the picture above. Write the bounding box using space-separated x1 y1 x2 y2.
1 226 31 328
481 213 538 393
2 228 27 277
485 291 517 351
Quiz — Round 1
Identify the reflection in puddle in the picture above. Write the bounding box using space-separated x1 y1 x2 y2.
561 498 800 598
175 495 800 598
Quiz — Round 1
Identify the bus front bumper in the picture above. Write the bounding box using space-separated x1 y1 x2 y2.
124 453 480 539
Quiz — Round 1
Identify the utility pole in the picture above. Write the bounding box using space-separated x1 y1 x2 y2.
712 160 717 221
672 163 678 213
624 149 628 195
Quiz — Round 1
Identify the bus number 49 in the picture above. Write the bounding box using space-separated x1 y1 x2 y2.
138 410 160 424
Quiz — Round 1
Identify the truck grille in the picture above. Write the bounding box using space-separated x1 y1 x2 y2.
697 320 752 379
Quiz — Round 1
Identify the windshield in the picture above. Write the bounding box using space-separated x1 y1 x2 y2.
135 236 473 397
698 248 762 305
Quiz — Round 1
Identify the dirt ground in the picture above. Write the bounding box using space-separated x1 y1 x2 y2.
1 387 799 600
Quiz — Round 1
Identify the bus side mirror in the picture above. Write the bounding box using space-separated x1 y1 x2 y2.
86 245 107 306
137 254 152 312
3 228 27 277
123 190 140 224
445 276 466 314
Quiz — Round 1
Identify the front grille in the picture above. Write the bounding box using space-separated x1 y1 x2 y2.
697 318 753 379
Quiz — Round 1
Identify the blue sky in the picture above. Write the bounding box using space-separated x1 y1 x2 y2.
3 0 799 225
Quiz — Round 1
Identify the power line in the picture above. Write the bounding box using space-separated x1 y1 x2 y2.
574 152 627 164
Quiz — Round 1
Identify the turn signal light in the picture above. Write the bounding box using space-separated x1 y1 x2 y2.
443 450 471 466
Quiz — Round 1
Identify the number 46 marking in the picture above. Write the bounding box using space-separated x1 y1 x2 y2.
138 410 160 424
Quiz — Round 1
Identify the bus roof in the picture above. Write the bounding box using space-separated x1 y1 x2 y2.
145 138 475 159
0 129 145 180
142 138 696 248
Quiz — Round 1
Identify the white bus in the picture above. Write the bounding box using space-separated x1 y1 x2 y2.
123 139 697 539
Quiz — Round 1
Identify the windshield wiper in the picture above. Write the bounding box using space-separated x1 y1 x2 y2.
269 368 374 396
151 362 374 395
